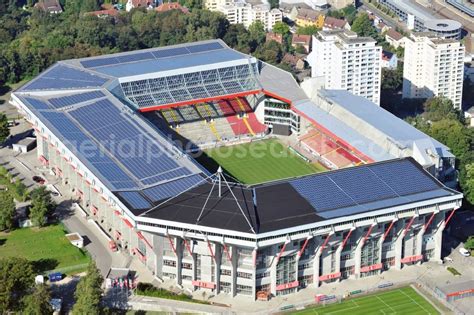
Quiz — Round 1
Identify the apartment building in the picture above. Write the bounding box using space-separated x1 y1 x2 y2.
205 0 282 31
307 30 382 105
402 33 465 110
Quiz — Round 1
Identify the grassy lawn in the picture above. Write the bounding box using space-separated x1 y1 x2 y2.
201 139 326 184
291 287 439 315
0 224 90 274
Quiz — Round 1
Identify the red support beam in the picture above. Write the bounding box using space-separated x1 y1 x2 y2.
167 235 177 256
444 209 456 226
206 239 216 263
340 228 354 251
183 239 193 257
319 233 332 254
223 243 232 263
361 224 375 246
403 216 417 237
382 220 396 241
275 241 288 265
298 237 311 258
424 212 436 230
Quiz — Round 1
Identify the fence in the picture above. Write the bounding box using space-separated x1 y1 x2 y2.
416 279 466 315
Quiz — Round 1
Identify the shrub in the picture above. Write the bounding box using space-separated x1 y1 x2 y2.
447 267 461 276
136 283 209 304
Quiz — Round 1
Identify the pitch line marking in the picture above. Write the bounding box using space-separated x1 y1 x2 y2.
398 288 432 314
376 295 396 314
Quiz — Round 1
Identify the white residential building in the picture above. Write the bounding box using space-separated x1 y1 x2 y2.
205 0 282 31
307 30 382 105
402 33 464 110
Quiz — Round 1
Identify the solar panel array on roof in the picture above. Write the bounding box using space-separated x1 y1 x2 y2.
118 191 151 209
49 91 105 108
69 99 184 185
143 174 204 202
23 97 51 110
21 65 109 91
290 160 441 213
80 42 225 69
39 111 137 190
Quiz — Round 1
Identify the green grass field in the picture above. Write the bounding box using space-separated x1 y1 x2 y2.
0 224 90 274
201 139 326 184
291 287 439 315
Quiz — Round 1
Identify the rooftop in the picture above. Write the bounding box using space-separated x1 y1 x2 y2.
141 158 459 233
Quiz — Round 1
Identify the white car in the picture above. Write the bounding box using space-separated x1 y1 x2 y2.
459 247 470 257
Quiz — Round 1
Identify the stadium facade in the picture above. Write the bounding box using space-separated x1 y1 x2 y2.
11 40 463 299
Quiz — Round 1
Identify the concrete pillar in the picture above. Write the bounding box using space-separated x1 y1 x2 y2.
153 234 163 279
176 237 183 286
270 248 278 295
354 233 364 278
433 212 446 262
215 243 222 295
231 246 237 297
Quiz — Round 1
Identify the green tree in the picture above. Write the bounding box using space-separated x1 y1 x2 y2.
351 13 378 38
342 4 357 24
465 235 474 251
423 96 462 122
30 186 55 210
0 113 10 144
296 25 320 35
0 191 15 231
272 21 290 35
0 257 34 313
381 63 403 90
29 198 49 227
248 20 266 48
254 40 283 64
22 284 52 315
72 262 103 315
13 178 28 202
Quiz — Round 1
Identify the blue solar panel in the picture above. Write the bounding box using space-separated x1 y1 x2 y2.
186 42 223 53
327 168 397 204
118 191 151 209
23 97 51 110
81 57 120 68
142 167 191 185
369 160 439 195
143 175 204 202
291 160 442 213
117 52 155 63
49 91 105 108
22 65 108 91
69 99 182 183
40 111 137 190
290 175 356 211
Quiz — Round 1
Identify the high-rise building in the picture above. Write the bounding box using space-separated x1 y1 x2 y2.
205 0 282 31
307 30 382 105
402 33 464 110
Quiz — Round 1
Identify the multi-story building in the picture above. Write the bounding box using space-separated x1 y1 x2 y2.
377 0 462 38
402 33 465 110
205 0 282 31
295 8 325 28
307 30 382 105
10 40 462 300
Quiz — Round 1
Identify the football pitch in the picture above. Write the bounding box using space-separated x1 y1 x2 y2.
200 139 326 184
291 287 439 315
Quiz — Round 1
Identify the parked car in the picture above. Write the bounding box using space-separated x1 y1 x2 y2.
459 247 470 257
32 176 45 185
48 272 62 282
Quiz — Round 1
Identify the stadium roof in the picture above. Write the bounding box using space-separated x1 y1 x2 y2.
140 158 460 233
316 90 453 160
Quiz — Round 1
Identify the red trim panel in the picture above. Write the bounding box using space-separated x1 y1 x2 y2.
138 90 261 112
445 209 456 226
192 280 216 289
276 280 299 291
447 288 474 298
360 263 383 273
262 89 293 105
319 272 341 281
401 254 423 264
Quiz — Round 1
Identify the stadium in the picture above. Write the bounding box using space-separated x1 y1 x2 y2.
11 39 463 299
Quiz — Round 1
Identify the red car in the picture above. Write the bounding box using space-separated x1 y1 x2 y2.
32 176 45 185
